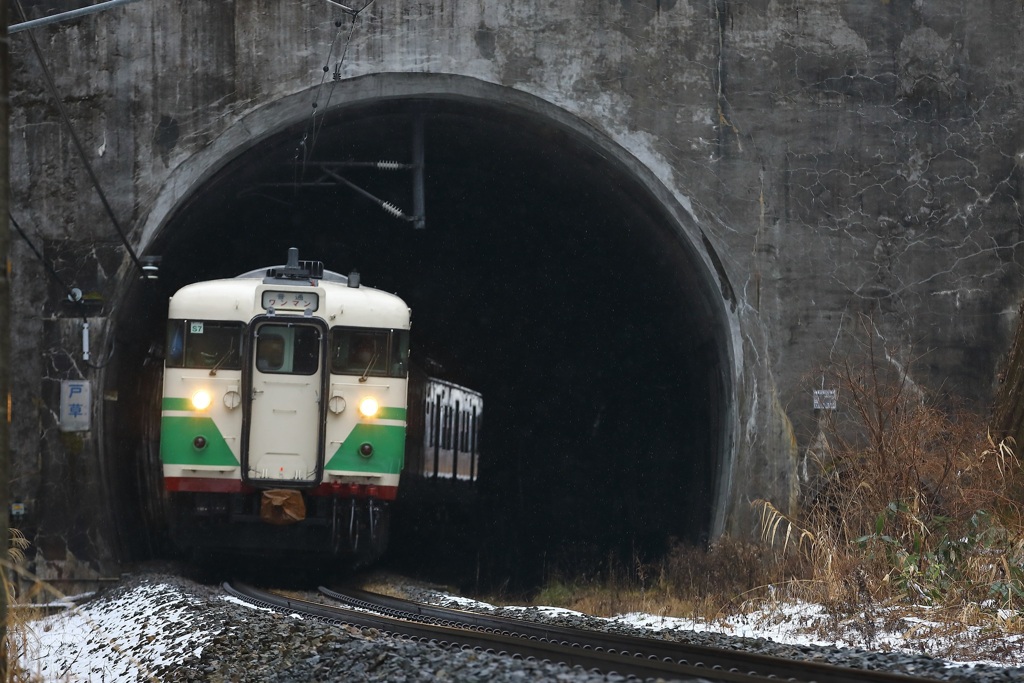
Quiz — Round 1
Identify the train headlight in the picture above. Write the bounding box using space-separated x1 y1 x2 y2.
191 390 212 411
358 397 379 418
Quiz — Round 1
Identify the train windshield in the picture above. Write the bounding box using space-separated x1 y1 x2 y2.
254 323 321 375
330 327 409 378
166 320 244 371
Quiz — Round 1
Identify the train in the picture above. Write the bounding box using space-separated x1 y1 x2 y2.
158 248 481 564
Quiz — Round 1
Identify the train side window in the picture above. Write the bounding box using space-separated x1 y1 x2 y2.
391 330 410 377
166 320 185 368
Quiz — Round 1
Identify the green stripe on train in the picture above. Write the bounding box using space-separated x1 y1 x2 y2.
160 416 240 467
325 423 406 474
377 407 407 421
162 397 193 411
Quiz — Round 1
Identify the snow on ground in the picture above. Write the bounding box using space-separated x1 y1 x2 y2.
17 581 215 682
613 602 1024 667
15 577 1024 681
431 591 1024 669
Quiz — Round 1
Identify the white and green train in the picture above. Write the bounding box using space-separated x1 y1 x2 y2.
160 249 415 561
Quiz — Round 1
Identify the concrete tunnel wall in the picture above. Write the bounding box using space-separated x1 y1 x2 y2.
9 0 1024 580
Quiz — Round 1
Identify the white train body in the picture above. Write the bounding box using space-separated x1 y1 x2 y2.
159 252 410 557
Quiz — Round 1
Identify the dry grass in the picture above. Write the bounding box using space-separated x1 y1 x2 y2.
523 538 806 624
519 321 1024 658
1 556 168 683
3 530 49 683
748 323 1024 649
770 342 1024 604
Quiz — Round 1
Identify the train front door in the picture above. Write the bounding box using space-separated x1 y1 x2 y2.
246 320 326 484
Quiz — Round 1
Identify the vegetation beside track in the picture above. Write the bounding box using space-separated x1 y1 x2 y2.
524 323 1024 662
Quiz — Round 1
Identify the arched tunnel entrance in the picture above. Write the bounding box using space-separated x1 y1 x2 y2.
108 88 733 588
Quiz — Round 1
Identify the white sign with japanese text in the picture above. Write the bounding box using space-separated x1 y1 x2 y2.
813 388 837 411
60 380 91 432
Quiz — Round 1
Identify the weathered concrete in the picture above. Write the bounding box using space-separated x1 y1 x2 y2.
7 0 1024 578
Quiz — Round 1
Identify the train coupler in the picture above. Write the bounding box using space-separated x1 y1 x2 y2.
260 489 306 525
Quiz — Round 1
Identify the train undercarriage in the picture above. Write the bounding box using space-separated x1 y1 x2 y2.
167 490 390 565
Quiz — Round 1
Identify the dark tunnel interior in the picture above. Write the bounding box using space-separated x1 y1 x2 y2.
110 97 730 590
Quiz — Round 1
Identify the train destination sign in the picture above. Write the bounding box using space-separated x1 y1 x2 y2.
261 290 319 312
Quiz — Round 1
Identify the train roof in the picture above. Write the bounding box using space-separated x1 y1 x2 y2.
168 267 411 328
234 266 350 283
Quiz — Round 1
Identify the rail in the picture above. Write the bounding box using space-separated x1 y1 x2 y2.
224 582 774 682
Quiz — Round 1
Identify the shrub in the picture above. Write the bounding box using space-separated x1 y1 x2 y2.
757 320 1024 613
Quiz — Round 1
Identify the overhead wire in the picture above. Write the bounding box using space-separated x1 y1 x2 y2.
13 0 146 275
296 0 378 182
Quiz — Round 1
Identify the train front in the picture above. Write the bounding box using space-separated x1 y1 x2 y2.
159 252 411 563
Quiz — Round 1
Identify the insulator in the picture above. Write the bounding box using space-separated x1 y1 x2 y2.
381 202 404 218
377 160 403 171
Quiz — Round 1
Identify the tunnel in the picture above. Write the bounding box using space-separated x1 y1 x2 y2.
106 88 733 588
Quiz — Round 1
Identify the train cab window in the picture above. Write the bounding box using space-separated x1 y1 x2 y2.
255 324 321 375
330 328 409 378
292 327 320 374
166 320 243 370
256 334 286 372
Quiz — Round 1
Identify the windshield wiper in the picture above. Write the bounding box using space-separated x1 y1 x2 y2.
359 350 380 383
209 342 236 376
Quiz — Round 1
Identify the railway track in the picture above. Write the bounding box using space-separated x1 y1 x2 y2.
224 582 942 683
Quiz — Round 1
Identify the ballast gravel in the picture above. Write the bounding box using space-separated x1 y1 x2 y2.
25 571 1024 682
27 573 626 683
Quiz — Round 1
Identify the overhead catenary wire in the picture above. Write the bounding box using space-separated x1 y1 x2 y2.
295 1 426 227
319 168 416 222
297 0 378 179
14 0 146 276
8 0 144 33
310 2 374 147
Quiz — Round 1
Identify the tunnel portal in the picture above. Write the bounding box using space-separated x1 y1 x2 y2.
111 94 732 585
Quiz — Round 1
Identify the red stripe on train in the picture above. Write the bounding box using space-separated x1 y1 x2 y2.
164 477 397 500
